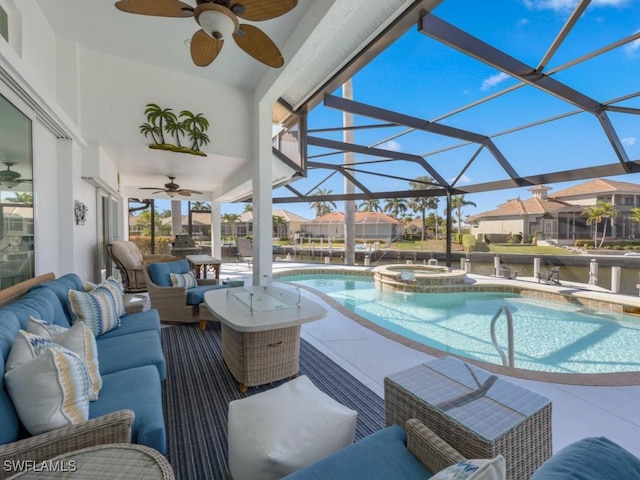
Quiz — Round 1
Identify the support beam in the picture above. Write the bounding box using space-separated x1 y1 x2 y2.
308 135 448 186
420 14 602 114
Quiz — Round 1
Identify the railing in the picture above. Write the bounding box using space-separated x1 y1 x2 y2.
490 305 515 368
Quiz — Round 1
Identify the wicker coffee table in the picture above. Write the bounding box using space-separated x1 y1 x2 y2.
385 356 552 480
205 285 326 392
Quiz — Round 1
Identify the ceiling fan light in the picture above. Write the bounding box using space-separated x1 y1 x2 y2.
196 6 238 40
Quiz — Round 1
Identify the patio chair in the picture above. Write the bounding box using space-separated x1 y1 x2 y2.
107 240 176 293
537 266 561 285
235 238 253 267
143 259 223 327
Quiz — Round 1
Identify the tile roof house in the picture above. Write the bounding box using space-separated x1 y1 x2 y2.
301 212 402 242
469 180 640 244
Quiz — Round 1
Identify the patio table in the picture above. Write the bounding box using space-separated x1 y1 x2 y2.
384 356 552 480
205 285 326 392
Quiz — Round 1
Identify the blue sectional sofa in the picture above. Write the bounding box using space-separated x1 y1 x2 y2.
0 273 167 459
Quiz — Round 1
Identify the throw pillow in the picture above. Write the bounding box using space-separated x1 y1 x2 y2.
68 287 121 336
4 348 90 436
52 322 102 401
101 276 126 317
431 456 506 480
7 327 101 401
170 271 198 289
26 316 68 338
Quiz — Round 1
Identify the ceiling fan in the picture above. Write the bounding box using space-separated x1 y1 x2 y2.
0 163 32 189
114 0 297 68
140 176 203 197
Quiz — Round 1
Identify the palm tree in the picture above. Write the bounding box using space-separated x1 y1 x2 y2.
582 202 619 248
139 122 162 145
383 198 408 219
191 201 210 211
180 111 210 150
144 103 176 144
451 195 477 237
6 192 32 205
309 188 337 218
221 213 241 238
164 117 187 147
272 215 287 238
243 203 253 212
408 176 439 241
157 209 171 219
357 199 382 212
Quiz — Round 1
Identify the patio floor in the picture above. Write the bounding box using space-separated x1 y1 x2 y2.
218 260 640 458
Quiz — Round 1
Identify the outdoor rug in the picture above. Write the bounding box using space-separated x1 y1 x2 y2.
161 322 385 480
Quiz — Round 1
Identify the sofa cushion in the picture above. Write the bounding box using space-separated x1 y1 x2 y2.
148 259 190 286
170 271 197 288
96 329 167 380
531 436 640 479
3 288 70 328
97 309 161 340
68 287 121 336
282 425 429 480
186 285 226 305
90 365 166 454
0 316 22 446
432 456 506 480
5 348 90 436
30 273 85 324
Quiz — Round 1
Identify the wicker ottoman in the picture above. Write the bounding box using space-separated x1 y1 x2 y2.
385 356 552 480
228 375 358 480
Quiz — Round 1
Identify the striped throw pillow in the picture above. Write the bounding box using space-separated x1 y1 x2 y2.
5 348 90 435
68 287 121 336
170 271 197 288
27 316 68 338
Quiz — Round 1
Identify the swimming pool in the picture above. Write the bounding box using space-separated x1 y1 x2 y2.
279 273 640 375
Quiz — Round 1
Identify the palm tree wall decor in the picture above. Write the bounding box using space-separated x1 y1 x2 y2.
140 103 210 157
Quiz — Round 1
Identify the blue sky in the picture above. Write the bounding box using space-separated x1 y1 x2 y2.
224 0 640 222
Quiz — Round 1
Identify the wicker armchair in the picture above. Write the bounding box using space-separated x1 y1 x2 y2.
0 410 134 480
107 241 176 294
143 263 218 328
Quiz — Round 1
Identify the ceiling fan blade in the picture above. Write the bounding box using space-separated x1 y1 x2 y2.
231 0 297 21
140 187 165 190
191 30 224 67
115 0 194 17
180 189 203 195
234 24 283 68
178 191 192 197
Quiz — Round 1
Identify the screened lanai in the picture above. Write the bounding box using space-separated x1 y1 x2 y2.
269 0 640 262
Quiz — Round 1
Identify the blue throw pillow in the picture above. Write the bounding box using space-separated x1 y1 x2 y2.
531 437 640 479
148 259 190 287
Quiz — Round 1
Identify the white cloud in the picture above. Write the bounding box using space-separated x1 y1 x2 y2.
521 0 630 11
622 136 637 146
450 174 472 185
481 72 510 91
624 31 640 54
378 140 402 152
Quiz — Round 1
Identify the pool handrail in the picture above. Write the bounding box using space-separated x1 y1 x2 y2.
491 305 515 368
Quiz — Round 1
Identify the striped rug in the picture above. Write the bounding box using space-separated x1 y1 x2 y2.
161 322 385 480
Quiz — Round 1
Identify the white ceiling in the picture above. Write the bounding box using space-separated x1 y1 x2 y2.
30 0 315 201
33 0 313 91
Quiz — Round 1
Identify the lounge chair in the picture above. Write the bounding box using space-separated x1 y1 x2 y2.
499 264 518 280
235 238 253 267
537 266 560 285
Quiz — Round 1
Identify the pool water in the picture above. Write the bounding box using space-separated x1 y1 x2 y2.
280 274 640 374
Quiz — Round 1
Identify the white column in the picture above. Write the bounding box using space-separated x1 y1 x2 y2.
171 200 181 236
252 102 273 286
343 80 355 265
211 201 221 259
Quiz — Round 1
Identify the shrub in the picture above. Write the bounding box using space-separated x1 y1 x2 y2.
462 234 476 251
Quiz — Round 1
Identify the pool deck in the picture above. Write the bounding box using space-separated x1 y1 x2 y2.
218 261 640 458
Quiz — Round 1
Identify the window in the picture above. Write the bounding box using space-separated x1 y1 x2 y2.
0 92 34 288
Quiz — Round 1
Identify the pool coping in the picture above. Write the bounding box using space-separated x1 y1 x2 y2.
273 265 640 386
